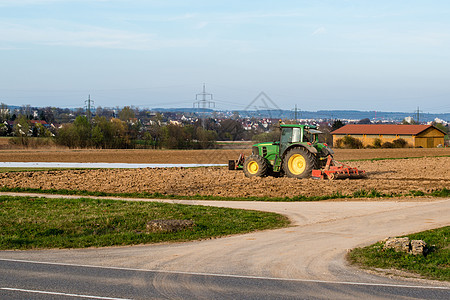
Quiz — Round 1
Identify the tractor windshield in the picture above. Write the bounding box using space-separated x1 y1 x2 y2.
281 128 293 144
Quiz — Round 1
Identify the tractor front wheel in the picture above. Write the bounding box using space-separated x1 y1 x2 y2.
283 148 316 179
243 155 268 178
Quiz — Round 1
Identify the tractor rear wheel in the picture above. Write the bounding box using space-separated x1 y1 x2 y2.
243 155 268 178
283 147 316 179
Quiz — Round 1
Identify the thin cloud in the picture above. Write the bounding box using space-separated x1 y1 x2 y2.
168 13 197 21
343 28 450 48
0 21 204 50
0 45 20 50
221 10 306 23
0 0 111 6
251 12 306 18
312 26 326 36
195 21 208 29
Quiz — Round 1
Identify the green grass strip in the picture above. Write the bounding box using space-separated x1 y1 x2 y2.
0 186 448 202
0 195 289 250
343 154 450 163
347 226 450 281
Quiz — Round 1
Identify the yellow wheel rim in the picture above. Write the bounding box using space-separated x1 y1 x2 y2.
288 154 306 175
247 161 259 174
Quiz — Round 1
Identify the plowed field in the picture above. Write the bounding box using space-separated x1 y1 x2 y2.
1 152 449 198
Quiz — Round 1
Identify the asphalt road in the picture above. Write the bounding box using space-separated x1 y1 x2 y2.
1 193 449 299
1 258 449 299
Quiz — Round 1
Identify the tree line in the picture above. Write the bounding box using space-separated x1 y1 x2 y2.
5 114 265 150
4 105 256 149
56 115 220 149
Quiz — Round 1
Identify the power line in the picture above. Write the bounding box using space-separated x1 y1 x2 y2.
84 94 94 123
415 106 424 124
193 83 215 109
193 84 215 129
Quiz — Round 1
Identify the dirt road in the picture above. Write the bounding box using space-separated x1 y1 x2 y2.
1 193 449 287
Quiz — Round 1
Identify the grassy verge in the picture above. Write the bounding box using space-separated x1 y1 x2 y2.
347 226 450 281
343 154 450 163
0 195 289 250
0 186 449 201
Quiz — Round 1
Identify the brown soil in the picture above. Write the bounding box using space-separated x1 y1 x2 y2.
1 147 449 164
0 149 246 164
1 156 448 198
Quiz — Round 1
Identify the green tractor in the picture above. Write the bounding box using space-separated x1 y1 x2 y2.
229 124 364 179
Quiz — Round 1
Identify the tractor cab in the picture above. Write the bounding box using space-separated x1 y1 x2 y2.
279 125 321 144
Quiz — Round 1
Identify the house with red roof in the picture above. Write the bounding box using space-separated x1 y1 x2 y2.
30 120 48 126
331 124 446 148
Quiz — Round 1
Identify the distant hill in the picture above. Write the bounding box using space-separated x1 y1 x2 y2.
3 103 449 122
151 108 449 122
152 107 215 113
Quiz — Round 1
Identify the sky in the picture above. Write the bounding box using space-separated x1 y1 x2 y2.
1 0 450 114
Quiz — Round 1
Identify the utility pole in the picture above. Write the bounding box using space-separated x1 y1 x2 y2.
416 106 420 124
294 104 297 122
193 84 214 128
85 94 94 123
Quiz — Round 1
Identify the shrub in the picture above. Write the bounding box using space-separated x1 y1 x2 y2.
9 137 55 148
393 138 408 148
381 141 394 148
409 190 425 196
430 188 450 197
335 136 363 149
373 138 382 148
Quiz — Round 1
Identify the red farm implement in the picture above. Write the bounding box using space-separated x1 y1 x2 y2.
311 156 366 180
